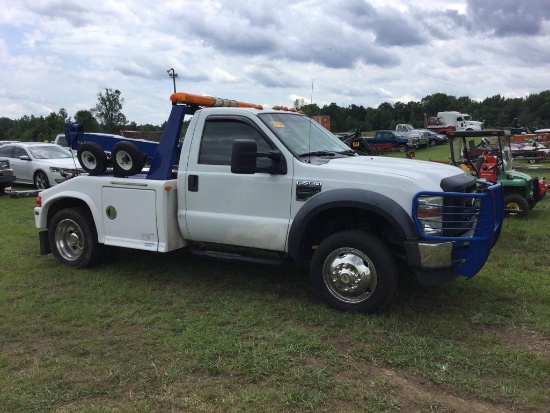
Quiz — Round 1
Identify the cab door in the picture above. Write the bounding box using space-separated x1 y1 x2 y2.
181 115 293 251
10 146 33 184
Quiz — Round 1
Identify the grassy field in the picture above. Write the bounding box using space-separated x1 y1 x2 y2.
1 151 549 412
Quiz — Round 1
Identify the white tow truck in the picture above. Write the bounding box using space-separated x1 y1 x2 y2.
34 92 504 313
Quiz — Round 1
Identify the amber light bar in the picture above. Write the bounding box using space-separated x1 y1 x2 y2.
170 92 263 109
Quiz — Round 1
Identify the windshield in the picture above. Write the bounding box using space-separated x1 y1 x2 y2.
258 112 351 156
28 145 74 159
451 136 513 173
501 135 513 172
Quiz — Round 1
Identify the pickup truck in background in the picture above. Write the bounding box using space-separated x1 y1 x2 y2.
367 130 420 152
34 92 504 314
395 124 429 148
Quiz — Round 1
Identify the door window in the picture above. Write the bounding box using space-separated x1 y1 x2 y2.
198 118 274 168
0 146 14 157
14 147 28 159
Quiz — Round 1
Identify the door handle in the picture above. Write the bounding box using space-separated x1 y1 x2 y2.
188 175 199 192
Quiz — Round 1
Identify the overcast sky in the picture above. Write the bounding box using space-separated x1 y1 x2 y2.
1 0 550 126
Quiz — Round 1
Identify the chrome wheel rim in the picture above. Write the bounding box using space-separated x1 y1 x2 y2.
35 173 47 189
55 218 84 261
322 247 377 303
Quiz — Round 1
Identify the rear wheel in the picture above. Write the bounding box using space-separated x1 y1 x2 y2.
48 207 104 268
398 144 407 153
310 230 398 313
34 170 50 189
77 142 108 175
504 194 529 219
112 142 145 177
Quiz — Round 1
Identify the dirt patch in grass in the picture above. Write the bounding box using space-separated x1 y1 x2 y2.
377 367 517 413
481 325 550 358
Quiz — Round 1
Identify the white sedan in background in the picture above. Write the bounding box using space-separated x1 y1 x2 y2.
0 142 82 189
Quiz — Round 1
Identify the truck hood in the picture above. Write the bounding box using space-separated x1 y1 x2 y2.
326 156 461 181
308 155 471 196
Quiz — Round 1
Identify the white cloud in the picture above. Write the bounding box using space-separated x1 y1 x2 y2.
0 0 549 125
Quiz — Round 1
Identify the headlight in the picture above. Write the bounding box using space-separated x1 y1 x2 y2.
416 195 444 235
49 167 81 178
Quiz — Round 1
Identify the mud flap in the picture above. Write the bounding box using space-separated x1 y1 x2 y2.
39 230 51 255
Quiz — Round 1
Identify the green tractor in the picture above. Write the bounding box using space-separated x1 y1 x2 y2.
447 130 547 218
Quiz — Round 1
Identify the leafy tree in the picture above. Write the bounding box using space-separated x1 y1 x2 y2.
299 103 320 117
44 108 70 141
74 110 100 132
321 103 348 132
91 88 127 133
0 117 16 140
293 98 307 111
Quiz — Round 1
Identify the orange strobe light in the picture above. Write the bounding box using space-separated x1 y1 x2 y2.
170 92 263 109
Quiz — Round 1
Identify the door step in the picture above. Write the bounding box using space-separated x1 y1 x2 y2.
189 247 288 266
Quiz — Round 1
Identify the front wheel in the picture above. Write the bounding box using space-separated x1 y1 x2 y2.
48 207 104 268
34 170 50 189
504 194 529 219
310 230 398 313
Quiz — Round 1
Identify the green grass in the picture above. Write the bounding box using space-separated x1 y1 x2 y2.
1 160 550 412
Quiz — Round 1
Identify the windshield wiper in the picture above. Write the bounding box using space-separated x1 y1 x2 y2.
336 150 356 155
298 151 337 157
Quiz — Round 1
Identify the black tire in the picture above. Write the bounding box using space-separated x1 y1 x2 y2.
48 207 104 268
504 194 529 219
34 170 50 189
310 230 398 314
77 142 108 175
398 144 407 153
112 141 145 177
0 183 7 195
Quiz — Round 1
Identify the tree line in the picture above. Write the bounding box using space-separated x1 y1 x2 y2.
0 89 165 143
297 90 550 133
2 88 550 142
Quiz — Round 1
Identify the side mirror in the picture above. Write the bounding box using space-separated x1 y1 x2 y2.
19 155 31 161
231 139 258 174
231 139 287 175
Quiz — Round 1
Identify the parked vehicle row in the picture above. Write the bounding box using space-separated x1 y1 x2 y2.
0 142 82 189
337 128 447 155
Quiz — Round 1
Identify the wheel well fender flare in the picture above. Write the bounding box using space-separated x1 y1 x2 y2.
34 169 47 178
287 188 416 261
43 195 104 242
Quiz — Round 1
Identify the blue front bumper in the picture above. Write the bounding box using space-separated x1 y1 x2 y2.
410 181 503 279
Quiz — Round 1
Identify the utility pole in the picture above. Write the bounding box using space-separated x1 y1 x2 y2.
167 68 178 93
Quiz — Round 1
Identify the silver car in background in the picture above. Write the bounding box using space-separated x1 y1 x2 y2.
0 142 82 189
